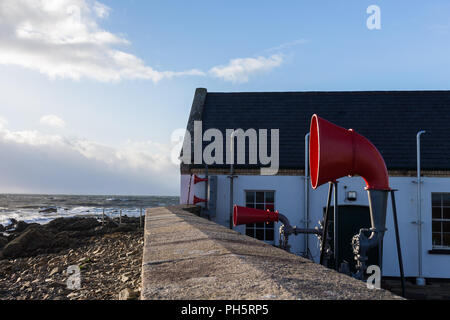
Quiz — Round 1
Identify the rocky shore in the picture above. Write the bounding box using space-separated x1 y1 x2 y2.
0 216 144 300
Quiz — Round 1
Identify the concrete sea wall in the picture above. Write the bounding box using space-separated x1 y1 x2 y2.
141 205 401 300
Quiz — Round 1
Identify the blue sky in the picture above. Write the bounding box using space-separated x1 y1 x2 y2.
0 0 449 195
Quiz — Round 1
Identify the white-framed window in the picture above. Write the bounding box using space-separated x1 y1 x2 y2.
432 193 450 248
245 190 275 244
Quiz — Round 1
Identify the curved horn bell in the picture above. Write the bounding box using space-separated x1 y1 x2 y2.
193 196 207 205
194 175 208 184
309 114 390 191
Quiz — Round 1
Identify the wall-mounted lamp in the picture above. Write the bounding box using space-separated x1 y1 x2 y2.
346 191 357 201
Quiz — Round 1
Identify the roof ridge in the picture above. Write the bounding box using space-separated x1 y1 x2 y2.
207 90 450 94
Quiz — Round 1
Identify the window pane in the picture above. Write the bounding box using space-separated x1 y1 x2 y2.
246 202 255 208
432 233 442 246
432 221 442 233
443 207 450 220
255 229 264 240
443 194 450 206
243 190 275 243
432 193 441 206
443 222 450 233
256 192 264 203
443 233 450 247
432 207 442 219
266 229 274 241
265 192 275 203
246 192 255 203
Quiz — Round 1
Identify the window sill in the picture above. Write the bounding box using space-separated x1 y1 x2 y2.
428 249 450 255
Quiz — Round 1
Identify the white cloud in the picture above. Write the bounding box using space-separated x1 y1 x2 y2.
40 114 66 128
0 121 179 195
209 54 284 83
3 129 64 146
0 0 204 83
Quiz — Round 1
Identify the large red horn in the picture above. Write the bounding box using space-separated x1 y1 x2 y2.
233 205 279 226
193 196 207 205
309 114 389 190
194 175 208 184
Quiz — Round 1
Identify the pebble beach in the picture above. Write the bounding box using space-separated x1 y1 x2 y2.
0 216 144 300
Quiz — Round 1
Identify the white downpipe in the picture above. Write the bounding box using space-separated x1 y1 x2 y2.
416 130 426 286
228 131 236 229
304 133 310 258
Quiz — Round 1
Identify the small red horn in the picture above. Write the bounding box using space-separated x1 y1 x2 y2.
194 175 208 184
233 205 279 226
193 196 207 205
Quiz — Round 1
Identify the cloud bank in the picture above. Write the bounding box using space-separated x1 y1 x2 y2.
0 118 179 195
0 0 204 82
0 0 284 83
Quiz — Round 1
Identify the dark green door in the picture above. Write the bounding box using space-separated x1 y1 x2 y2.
325 205 380 273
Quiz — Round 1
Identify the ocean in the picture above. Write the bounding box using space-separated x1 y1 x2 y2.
0 194 180 226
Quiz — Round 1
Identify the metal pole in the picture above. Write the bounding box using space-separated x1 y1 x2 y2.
140 208 142 228
416 130 426 286
304 133 310 258
187 174 193 204
229 170 234 229
390 190 406 297
205 165 209 212
333 181 339 271
228 131 236 229
102 208 105 225
320 182 334 266
119 209 122 225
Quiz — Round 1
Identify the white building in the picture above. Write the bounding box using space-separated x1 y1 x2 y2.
180 88 450 280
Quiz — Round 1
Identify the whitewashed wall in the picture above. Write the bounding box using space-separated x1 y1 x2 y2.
180 174 450 279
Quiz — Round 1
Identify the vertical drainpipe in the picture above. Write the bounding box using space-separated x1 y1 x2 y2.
228 131 236 229
205 165 209 214
416 130 426 286
304 133 310 258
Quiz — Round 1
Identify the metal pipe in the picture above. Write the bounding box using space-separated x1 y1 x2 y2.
277 213 322 252
391 190 406 297
292 227 322 235
205 165 209 211
228 131 236 229
333 181 339 270
278 213 291 230
279 213 322 235
304 133 310 257
187 174 193 204
320 182 334 265
352 189 389 279
416 130 426 286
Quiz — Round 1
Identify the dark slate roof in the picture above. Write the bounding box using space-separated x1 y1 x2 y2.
191 90 450 171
